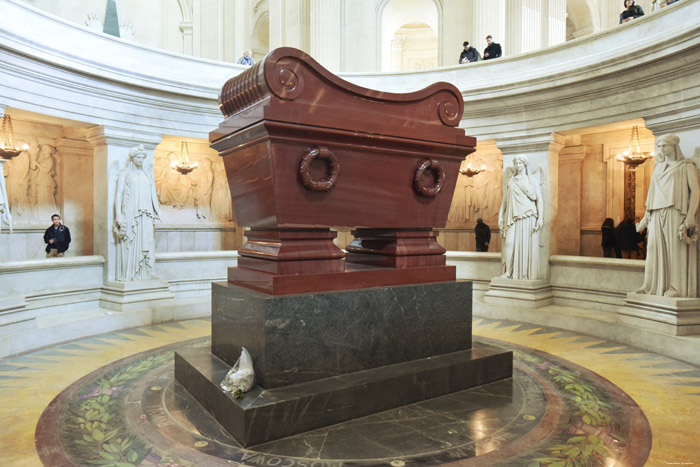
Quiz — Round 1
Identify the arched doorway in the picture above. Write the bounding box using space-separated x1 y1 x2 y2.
390 22 438 71
380 0 439 71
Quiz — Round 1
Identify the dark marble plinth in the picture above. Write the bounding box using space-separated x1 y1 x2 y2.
175 342 513 447
212 281 473 388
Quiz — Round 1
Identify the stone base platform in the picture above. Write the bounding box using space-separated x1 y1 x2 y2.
211 281 474 388
175 342 513 447
484 278 553 308
100 280 175 312
621 292 700 336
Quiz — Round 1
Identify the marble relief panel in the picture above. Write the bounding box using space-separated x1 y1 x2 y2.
154 140 238 253
154 146 235 225
447 148 503 229
4 140 59 223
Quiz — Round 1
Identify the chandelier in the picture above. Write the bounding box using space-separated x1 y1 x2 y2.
616 125 653 168
0 114 29 159
170 141 198 174
459 161 486 177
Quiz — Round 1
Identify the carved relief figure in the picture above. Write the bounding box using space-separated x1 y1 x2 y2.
7 144 32 217
155 152 189 209
212 161 234 222
191 158 213 219
35 143 58 219
114 145 161 281
635 134 700 297
499 155 545 280
0 160 12 233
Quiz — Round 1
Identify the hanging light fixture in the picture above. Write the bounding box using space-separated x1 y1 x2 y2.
0 114 29 159
170 141 198 174
459 161 487 177
616 125 653 168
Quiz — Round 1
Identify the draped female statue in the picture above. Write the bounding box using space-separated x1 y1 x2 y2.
636 134 700 297
498 155 545 280
114 145 161 281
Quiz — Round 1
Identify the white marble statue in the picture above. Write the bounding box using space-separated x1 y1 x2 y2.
220 347 255 395
113 145 161 281
0 159 12 233
635 134 700 298
498 155 546 280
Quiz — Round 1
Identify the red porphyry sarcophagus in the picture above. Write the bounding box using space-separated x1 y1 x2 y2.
210 47 476 294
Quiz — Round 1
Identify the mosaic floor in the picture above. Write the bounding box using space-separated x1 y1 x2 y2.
1 318 699 466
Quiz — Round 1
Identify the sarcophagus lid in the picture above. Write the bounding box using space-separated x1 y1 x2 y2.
210 47 475 229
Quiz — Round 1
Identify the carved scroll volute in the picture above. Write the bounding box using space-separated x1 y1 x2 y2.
436 90 463 127
266 57 305 101
299 146 340 192
414 158 445 197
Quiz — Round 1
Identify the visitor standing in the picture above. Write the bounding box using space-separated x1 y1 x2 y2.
475 218 491 252
44 213 71 257
620 0 645 23
237 50 255 66
459 41 480 64
601 218 616 258
483 35 502 60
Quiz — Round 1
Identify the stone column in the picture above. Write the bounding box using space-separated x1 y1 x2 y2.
310 0 341 72
269 0 309 52
85 126 173 311
543 0 566 47
340 0 376 72
484 132 564 308
229 0 249 63
506 0 541 55
192 0 224 60
473 0 505 56
556 146 586 255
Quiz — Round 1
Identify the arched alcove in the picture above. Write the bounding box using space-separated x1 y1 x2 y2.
252 12 269 61
379 0 439 71
390 22 438 71
566 0 598 40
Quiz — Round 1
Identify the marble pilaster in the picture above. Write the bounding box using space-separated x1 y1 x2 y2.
505 0 541 55
310 0 341 72
340 0 376 72
556 146 586 256
543 0 566 47
269 0 309 52
229 0 249 63
473 0 505 56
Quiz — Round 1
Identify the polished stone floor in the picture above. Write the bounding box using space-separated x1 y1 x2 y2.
2 318 699 466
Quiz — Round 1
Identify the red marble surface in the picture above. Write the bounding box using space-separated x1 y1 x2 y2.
210 47 476 294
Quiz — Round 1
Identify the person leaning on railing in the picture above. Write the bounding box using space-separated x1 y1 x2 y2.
620 0 645 23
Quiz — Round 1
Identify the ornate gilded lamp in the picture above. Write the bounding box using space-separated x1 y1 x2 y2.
617 125 653 220
170 141 198 174
459 162 486 177
0 114 29 159
616 125 654 168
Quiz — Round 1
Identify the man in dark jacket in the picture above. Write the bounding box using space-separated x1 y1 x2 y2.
483 35 502 60
620 0 644 23
474 218 491 252
44 213 71 257
459 41 480 64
